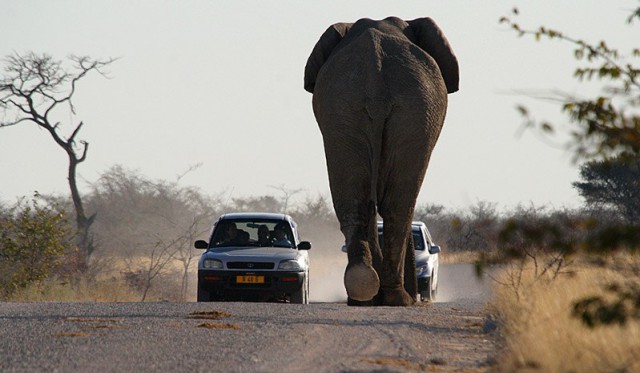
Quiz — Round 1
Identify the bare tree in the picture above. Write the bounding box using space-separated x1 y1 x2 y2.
87 165 220 301
268 184 305 213
0 52 115 258
174 215 211 301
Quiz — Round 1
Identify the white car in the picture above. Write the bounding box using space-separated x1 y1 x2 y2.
195 213 311 304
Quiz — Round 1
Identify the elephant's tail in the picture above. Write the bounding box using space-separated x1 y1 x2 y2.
365 99 391 206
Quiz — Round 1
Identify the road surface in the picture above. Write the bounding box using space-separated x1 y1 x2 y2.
0 264 497 372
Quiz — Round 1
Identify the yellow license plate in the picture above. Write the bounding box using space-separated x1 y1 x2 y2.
236 275 264 284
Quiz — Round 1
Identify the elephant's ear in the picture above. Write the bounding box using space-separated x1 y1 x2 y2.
304 22 352 93
407 18 459 94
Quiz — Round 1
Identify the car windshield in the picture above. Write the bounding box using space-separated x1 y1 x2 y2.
210 219 295 249
377 228 425 251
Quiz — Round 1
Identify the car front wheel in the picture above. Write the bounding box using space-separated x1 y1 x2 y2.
197 285 211 302
290 274 309 304
430 273 438 301
420 274 437 302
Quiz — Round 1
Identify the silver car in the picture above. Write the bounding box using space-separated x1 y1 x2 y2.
195 213 311 304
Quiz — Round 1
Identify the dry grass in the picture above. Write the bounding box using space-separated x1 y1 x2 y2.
9 277 142 302
7 253 197 302
440 250 482 264
491 253 640 373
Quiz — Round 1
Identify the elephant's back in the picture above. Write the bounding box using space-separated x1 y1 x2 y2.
313 28 447 112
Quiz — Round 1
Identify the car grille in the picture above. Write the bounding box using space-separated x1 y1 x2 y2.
227 262 275 270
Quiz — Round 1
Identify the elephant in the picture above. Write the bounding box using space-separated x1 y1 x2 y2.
304 16 459 306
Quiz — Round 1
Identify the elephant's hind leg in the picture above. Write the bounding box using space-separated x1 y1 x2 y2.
376 110 438 306
320 113 381 303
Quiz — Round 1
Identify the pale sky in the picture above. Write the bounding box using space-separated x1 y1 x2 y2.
1 1 637 211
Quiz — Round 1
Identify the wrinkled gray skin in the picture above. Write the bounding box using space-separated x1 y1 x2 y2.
304 17 459 306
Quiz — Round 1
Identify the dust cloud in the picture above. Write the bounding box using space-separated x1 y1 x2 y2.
435 263 494 304
304 225 348 303
308 243 348 303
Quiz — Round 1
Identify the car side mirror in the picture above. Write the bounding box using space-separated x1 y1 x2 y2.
429 245 441 255
194 240 209 249
297 241 312 250
341 245 347 253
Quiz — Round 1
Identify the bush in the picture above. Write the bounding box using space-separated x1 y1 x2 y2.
0 195 72 299
414 201 501 253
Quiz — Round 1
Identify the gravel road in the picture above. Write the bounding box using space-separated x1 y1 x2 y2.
0 264 497 372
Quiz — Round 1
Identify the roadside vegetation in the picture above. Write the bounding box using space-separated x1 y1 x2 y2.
492 253 640 372
0 172 629 304
487 201 640 372
0 165 344 302
488 5 640 372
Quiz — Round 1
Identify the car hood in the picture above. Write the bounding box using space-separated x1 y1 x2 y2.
202 246 300 261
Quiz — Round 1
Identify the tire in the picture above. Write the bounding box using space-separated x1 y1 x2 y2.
290 274 309 304
305 271 310 303
431 273 438 301
197 285 211 302
421 273 437 302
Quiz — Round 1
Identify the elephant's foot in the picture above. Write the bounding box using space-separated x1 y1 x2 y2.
381 286 415 307
344 262 380 302
347 292 382 306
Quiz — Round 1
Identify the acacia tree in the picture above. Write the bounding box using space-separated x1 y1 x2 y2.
573 155 640 222
0 53 115 258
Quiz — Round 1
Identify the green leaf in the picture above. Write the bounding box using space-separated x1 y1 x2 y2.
541 122 554 133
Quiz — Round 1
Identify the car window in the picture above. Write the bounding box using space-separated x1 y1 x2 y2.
376 229 425 251
412 231 425 250
210 219 295 248
423 228 434 246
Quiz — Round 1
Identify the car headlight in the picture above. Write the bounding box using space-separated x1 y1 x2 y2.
278 259 303 271
203 259 223 269
416 263 429 277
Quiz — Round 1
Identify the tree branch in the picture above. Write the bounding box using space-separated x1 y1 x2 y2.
78 141 89 163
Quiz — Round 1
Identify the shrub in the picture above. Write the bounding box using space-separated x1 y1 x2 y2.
0 195 71 299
